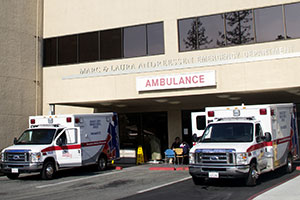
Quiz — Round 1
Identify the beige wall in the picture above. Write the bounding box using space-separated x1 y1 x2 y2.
42 0 300 142
0 0 43 149
44 0 300 38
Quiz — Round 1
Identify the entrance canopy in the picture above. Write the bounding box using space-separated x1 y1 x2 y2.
53 88 300 112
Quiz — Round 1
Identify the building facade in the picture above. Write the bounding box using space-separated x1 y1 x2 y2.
0 0 43 150
43 0 300 161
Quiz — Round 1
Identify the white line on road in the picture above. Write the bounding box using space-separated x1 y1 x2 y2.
36 170 124 189
137 176 192 194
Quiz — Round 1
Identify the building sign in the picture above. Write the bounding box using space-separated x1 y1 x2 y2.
63 46 294 80
136 71 216 92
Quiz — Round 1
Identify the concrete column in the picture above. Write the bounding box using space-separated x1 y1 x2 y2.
168 110 182 148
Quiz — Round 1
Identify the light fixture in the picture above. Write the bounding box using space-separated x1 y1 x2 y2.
229 97 241 100
217 94 230 99
169 101 181 105
116 104 127 108
100 102 112 106
155 99 168 103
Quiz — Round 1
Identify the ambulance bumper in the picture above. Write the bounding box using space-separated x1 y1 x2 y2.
1 162 43 174
189 164 250 179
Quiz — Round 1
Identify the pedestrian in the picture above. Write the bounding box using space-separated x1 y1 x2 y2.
171 137 181 149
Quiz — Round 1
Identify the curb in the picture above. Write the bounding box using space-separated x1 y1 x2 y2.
149 167 189 171
115 166 123 170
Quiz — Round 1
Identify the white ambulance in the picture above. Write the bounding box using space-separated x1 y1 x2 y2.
0 113 120 180
189 103 299 186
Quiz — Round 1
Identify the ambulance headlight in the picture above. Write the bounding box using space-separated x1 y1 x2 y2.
189 152 195 164
30 152 41 162
236 153 248 165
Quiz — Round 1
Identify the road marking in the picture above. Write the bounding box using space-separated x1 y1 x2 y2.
36 170 124 189
137 176 192 194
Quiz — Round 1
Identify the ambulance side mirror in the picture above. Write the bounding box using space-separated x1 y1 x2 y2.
264 132 272 142
13 137 17 145
192 134 198 142
56 138 63 146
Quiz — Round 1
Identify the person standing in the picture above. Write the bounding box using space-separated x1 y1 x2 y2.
171 137 181 149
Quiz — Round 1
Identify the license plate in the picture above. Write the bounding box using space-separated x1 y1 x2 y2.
209 172 219 178
11 168 19 173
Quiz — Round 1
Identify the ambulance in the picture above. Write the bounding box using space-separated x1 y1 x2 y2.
0 113 120 180
189 103 299 186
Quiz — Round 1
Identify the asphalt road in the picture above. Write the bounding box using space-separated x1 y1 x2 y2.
0 164 299 200
122 167 300 200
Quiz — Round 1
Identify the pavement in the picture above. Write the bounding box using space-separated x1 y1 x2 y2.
1 162 300 199
146 162 300 200
252 171 300 200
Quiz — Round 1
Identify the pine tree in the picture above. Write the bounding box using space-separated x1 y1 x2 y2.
224 10 254 45
184 19 212 50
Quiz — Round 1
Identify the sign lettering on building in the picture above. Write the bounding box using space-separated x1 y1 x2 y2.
62 46 293 80
136 71 216 92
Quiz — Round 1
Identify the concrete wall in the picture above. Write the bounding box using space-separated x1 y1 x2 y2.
43 0 300 108
42 0 300 142
0 0 43 149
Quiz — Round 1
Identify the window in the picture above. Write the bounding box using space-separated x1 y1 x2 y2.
178 15 225 51
196 116 206 130
199 14 225 48
43 38 57 66
255 124 263 142
225 10 254 45
65 129 78 144
124 25 147 58
147 23 164 55
100 28 122 60
58 35 78 65
79 32 99 63
254 5 285 42
178 18 198 51
43 22 164 67
285 3 300 39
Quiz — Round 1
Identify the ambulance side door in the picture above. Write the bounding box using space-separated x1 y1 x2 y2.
255 124 268 170
55 128 82 167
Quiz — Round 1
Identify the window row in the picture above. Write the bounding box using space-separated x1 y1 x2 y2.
178 3 300 51
43 22 164 66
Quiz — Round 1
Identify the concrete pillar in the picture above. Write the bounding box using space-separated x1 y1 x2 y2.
168 110 182 148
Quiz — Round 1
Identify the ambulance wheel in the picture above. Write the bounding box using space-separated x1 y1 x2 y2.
192 176 204 185
6 173 19 180
41 160 56 180
97 155 107 171
286 154 293 173
246 163 258 186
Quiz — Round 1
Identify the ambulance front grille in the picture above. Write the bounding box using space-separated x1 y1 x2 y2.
195 151 234 165
5 152 29 162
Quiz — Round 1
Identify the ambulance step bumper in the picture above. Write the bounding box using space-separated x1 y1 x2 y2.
189 164 250 179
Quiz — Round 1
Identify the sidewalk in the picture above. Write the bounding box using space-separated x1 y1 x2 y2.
253 174 300 200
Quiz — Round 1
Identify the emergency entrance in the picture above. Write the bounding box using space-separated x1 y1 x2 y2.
118 112 168 162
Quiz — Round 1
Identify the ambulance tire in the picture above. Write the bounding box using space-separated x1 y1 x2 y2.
41 160 56 180
286 154 293 174
192 176 204 185
246 162 258 186
6 173 19 180
97 155 107 171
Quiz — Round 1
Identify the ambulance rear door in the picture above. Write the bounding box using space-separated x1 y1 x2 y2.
191 112 206 138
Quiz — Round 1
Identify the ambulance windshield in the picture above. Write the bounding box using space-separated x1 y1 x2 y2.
200 123 253 143
15 129 57 145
